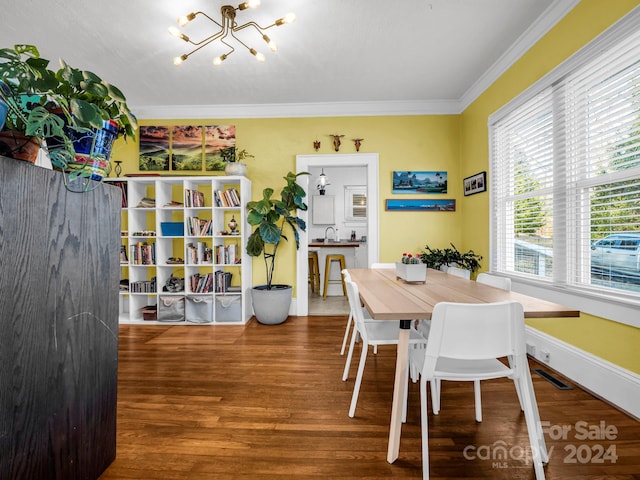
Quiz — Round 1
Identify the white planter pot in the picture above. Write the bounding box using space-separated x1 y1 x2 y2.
395 262 427 283
224 162 247 176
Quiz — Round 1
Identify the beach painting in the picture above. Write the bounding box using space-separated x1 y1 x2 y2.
204 125 236 171
139 126 170 171
392 171 447 194
385 198 456 212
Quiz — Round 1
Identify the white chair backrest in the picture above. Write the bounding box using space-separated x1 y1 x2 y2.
344 279 368 331
424 301 524 367
446 266 471 280
476 273 511 291
371 262 396 269
341 268 351 282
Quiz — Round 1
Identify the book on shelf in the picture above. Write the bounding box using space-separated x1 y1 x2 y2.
184 189 205 207
129 241 156 265
187 217 212 236
111 181 128 208
215 188 241 207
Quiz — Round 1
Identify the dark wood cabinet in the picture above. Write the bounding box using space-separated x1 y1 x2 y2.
0 157 120 480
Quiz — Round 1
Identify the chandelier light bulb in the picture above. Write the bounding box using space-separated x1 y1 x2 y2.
250 48 266 62
213 54 228 66
173 54 188 66
168 26 180 37
276 12 296 26
238 0 260 10
262 35 277 52
177 13 196 27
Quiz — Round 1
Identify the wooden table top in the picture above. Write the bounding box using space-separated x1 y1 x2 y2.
348 267 580 320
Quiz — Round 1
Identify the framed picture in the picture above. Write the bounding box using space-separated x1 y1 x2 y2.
463 171 487 196
385 198 455 212
392 171 447 194
139 126 170 171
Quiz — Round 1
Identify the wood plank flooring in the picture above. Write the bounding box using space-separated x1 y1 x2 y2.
100 316 640 480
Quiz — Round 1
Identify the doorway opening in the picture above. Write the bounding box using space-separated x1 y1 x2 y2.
295 154 379 316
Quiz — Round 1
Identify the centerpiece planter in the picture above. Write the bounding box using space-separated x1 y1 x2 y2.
395 261 427 283
65 119 120 181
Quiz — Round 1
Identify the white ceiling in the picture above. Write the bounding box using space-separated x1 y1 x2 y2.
1 0 579 118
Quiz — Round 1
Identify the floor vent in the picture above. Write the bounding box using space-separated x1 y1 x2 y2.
533 368 573 390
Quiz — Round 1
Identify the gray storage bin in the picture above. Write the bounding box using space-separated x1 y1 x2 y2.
215 295 242 322
186 295 213 323
158 295 184 322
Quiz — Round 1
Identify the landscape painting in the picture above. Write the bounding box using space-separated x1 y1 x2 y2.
139 126 170 171
172 125 203 171
204 125 236 171
385 198 455 212
392 171 448 194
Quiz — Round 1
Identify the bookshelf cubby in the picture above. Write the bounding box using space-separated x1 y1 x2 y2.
106 176 252 325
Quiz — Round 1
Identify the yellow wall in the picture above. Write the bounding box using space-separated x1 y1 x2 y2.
111 0 640 374
114 115 461 293
459 0 640 374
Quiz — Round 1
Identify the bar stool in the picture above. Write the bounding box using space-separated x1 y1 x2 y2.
323 254 347 299
308 250 320 293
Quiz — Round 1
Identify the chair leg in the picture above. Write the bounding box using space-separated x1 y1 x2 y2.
349 341 370 417
420 376 430 480
522 368 549 463
518 373 547 479
340 312 353 355
342 321 358 381
508 355 525 411
474 380 482 422
431 379 441 415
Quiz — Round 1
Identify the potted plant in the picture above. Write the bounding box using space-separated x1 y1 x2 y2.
222 147 253 176
0 44 137 181
420 243 483 274
246 171 309 324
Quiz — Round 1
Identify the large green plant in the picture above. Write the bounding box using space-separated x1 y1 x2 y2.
246 171 309 289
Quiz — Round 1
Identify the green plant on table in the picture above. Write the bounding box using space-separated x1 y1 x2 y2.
420 242 483 273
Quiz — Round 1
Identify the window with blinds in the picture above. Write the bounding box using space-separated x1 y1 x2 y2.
344 185 367 222
490 11 640 299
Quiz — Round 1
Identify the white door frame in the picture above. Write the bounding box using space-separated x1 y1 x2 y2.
295 153 379 316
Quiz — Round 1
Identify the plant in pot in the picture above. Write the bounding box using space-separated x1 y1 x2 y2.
246 171 309 324
221 147 253 176
420 242 483 274
0 44 137 184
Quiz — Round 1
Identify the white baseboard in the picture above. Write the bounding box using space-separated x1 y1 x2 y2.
525 326 640 419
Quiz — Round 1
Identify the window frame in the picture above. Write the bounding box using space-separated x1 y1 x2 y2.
488 7 640 328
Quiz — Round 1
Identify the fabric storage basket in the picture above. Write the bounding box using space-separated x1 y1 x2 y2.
186 295 213 323
158 295 185 322
215 295 242 322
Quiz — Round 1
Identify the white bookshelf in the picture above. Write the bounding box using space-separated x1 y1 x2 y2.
105 176 252 325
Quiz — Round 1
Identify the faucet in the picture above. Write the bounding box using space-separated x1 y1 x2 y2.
324 226 336 243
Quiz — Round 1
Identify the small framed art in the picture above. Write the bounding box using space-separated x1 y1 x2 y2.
463 171 486 196
385 199 455 211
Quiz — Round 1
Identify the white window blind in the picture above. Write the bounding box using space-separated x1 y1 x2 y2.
490 10 640 302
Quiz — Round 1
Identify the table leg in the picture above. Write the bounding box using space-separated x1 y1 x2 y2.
387 319 411 463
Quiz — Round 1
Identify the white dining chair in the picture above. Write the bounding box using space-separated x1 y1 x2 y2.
446 265 471 279
340 269 371 357
339 264 393 357
476 272 511 290
416 301 548 480
344 278 427 418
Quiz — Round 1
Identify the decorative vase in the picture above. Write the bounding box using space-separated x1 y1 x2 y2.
251 284 292 325
65 119 119 181
395 262 427 283
224 162 247 176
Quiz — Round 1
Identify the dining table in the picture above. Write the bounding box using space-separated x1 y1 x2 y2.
347 266 581 464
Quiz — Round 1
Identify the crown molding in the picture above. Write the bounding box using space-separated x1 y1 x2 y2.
131 99 462 120
459 0 580 111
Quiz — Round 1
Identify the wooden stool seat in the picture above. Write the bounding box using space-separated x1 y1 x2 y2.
308 250 320 293
323 254 347 299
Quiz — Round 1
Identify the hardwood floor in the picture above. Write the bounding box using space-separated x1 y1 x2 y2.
100 317 640 480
